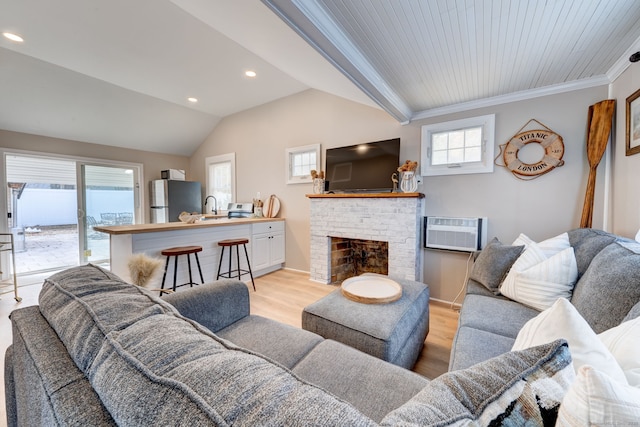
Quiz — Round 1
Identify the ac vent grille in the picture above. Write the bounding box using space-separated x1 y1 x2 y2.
423 216 488 252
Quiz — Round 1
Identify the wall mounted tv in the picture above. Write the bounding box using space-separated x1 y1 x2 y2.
325 138 400 193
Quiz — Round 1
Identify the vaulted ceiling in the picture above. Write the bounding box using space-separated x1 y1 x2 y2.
2 0 640 156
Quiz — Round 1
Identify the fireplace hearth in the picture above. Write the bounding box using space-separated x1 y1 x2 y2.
330 237 388 283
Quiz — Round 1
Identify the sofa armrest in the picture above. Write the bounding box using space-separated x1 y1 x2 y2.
5 345 17 427
162 279 250 332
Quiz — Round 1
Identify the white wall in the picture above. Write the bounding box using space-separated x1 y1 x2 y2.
410 87 610 302
611 63 640 237
189 90 403 274
191 86 610 302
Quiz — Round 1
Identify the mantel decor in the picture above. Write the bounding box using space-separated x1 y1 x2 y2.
626 87 640 156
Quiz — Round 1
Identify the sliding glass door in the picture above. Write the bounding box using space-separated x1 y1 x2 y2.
79 163 139 265
2 152 141 276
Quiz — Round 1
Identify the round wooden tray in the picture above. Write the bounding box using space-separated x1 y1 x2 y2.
341 275 402 304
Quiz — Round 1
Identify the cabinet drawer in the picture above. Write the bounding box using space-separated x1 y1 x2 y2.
253 221 284 234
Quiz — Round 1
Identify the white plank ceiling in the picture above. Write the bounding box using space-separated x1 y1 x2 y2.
2 0 640 155
264 0 640 122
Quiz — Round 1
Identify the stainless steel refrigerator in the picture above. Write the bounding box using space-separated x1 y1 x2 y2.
149 180 202 223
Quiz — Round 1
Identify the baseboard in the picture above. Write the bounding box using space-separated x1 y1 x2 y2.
282 267 310 274
429 297 461 310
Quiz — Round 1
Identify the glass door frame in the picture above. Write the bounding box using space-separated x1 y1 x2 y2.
77 160 143 265
0 148 143 278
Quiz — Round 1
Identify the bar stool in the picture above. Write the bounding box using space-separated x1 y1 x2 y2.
216 238 256 291
160 245 204 293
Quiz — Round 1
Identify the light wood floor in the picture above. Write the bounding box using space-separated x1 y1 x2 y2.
248 269 460 380
0 269 459 426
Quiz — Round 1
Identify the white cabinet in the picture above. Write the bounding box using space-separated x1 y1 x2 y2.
252 221 285 274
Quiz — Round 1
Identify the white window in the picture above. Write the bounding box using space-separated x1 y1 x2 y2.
421 114 495 176
286 144 320 184
205 153 235 212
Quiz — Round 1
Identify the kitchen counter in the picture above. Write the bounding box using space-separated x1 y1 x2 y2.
95 216 285 287
93 216 284 235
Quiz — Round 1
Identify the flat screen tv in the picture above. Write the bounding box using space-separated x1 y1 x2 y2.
325 138 400 193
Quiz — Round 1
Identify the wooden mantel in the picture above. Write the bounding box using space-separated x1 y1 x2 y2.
306 192 424 199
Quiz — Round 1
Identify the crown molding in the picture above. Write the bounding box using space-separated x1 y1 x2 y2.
607 33 640 83
410 76 611 122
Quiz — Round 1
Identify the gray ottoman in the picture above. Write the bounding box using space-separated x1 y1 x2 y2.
302 277 430 369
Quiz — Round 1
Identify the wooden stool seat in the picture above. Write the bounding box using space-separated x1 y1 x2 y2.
161 246 203 256
160 245 204 294
217 239 256 291
218 238 249 246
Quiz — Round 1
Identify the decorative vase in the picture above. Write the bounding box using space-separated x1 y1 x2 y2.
313 178 325 194
400 171 418 193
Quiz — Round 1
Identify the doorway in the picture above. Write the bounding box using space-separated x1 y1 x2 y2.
2 152 141 277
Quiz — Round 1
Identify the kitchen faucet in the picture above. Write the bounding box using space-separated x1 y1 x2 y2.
204 195 218 215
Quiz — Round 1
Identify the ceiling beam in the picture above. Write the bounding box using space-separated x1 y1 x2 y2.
262 0 413 124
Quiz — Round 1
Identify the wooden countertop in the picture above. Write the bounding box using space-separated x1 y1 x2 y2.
94 216 285 235
306 192 424 198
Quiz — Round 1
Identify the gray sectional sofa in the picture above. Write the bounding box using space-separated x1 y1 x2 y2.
449 228 640 371
5 227 638 425
5 264 430 425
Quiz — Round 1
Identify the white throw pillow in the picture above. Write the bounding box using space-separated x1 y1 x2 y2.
512 298 627 384
598 316 640 387
512 232 570 258
501 242 577 311
512 233 535 248
556 366 640 426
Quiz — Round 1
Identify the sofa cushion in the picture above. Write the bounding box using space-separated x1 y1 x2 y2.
91 314 375 426
500 243 577 311
468 237 524 294
449 326 516 371
216 315 323 369
623 300 640 322
382 340 574 426
39 264 376 426
567 228 617 278
39 264 179 373
512 298 627 384
571 241 640 333
465 279 506 297
292 339 429 423
8 306 116 426
513 232 570 258
598 315 640 387
458 294 540 339
556 366 640 426
162 279 250 333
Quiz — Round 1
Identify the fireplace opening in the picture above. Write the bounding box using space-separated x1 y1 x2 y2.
330 237 388 284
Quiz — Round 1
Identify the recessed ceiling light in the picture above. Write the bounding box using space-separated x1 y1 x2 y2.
3 32 24 43
187 97 198 103
245 70 257 78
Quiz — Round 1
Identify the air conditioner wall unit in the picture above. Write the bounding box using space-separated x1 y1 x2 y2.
423 216 488 252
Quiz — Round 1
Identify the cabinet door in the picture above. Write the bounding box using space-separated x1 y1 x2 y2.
252 234 271 271
270 232 285 265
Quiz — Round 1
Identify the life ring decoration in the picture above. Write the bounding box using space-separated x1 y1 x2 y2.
496 119 565 180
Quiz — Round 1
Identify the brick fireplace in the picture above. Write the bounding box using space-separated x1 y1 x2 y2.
308 193 424 284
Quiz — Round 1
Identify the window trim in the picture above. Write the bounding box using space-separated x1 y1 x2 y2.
205 153 236 212
285 144 320 184
421 114 495 176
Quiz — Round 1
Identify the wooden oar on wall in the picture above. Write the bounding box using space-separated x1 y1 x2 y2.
580 99 615 228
